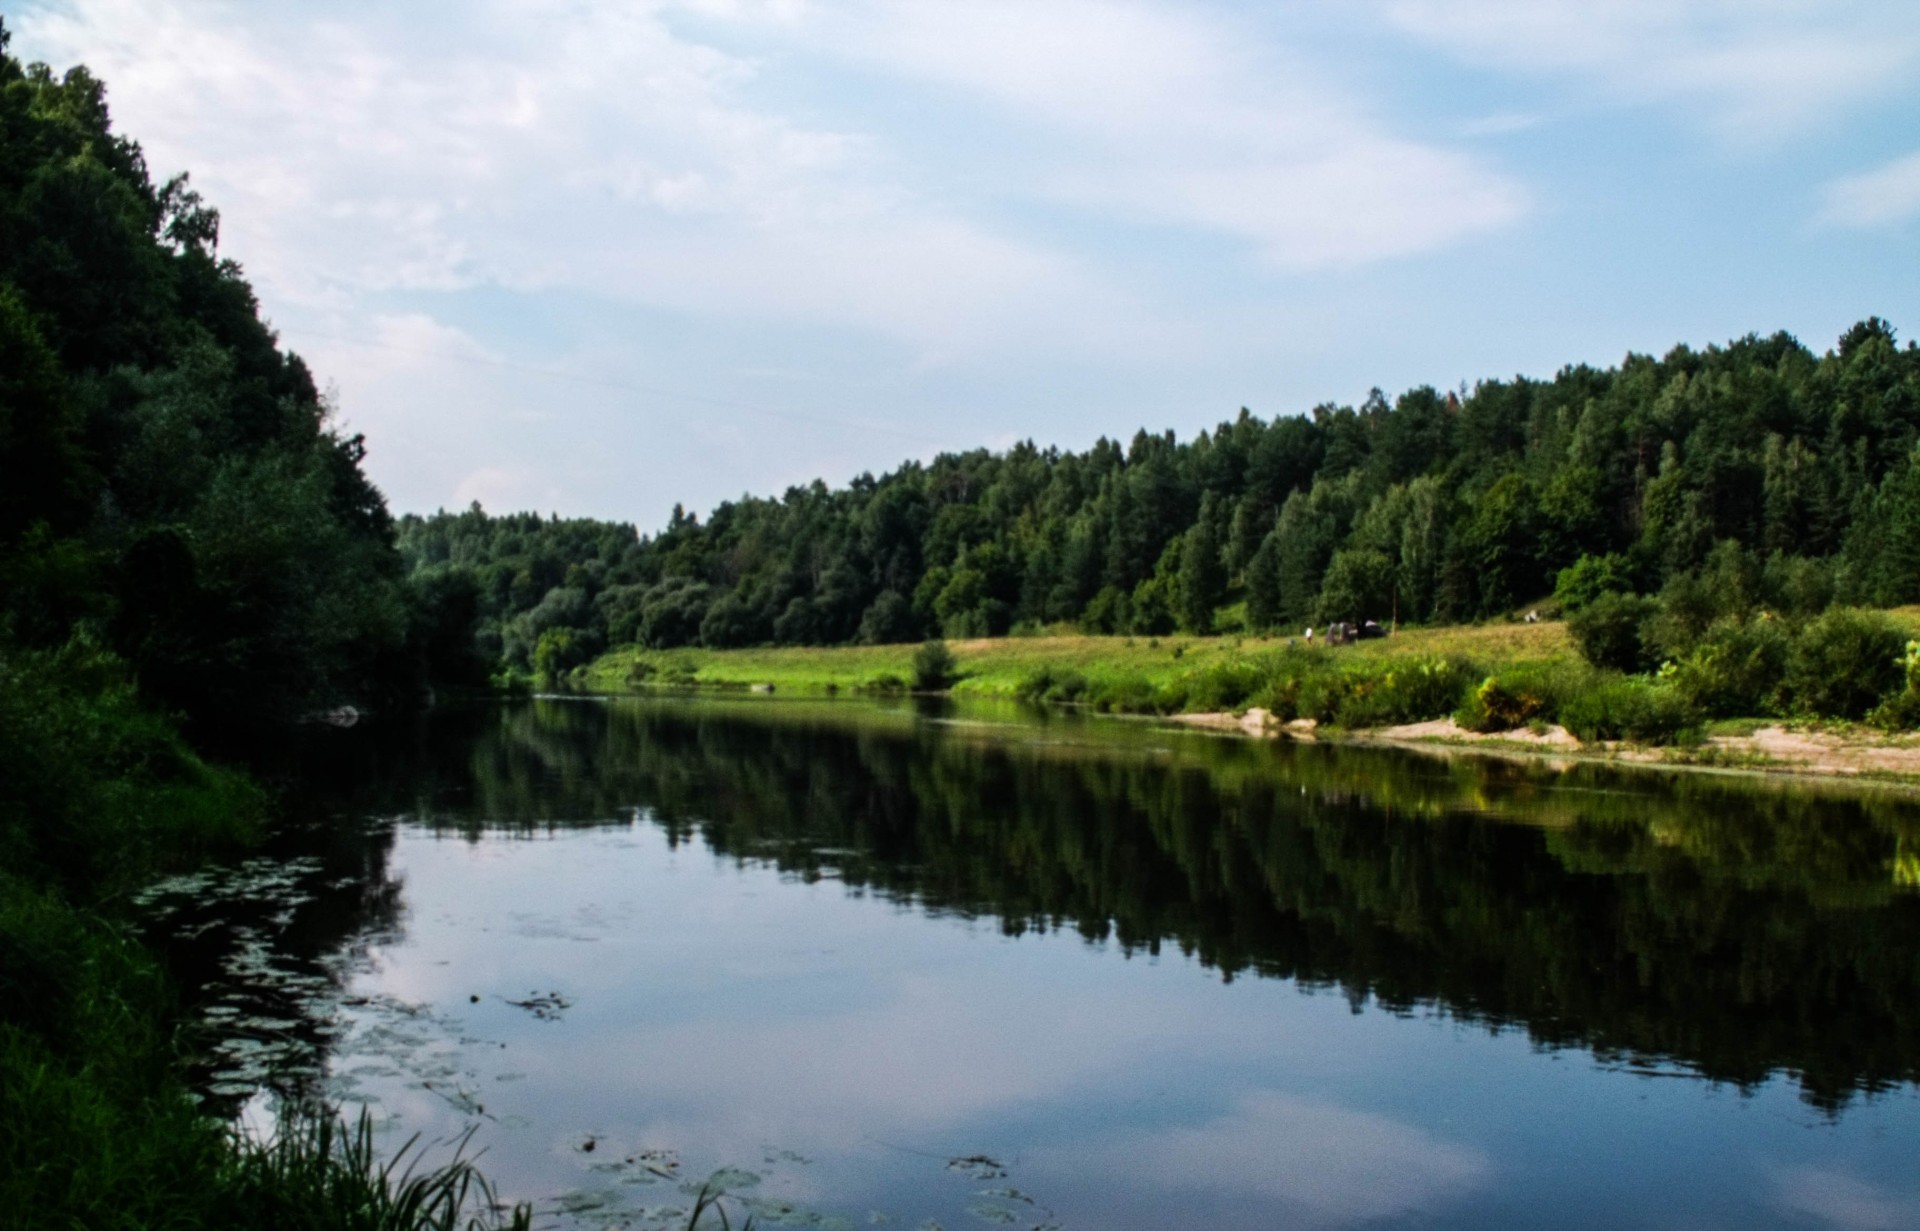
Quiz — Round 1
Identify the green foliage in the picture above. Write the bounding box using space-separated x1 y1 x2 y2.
1567 591 1658 674
1176 493 1226 634
1558 677 1697 744
0 636 260 900
1553 553 1633 612
1868 641 1920 730
1783 608 1908 720
397 315 1920 676
0 29 419 723
1238 649 1479 729
1667 616 1791 718
221 1110 532 1231
912 639 957 691
1312 547 1395 625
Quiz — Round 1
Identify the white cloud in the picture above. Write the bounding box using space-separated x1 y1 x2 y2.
15 0 1130 359
762 0 1527 268
1033 1090 1489 1225
1820 150 1920 228
1379 0 1920 141
17 0 1524 346
1772 1165 1920 1231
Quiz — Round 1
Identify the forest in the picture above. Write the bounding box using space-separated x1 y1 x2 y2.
0 25 521 1229
398 318 1920 678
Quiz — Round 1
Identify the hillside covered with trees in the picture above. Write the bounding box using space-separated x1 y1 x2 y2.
0 24 518 1228
401 319 1920 677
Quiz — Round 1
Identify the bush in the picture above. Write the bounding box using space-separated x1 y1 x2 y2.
911 640 958 691
1247 653 1479 729
1870 641 1920 730
1667 616 1790 718
1567 592 1658 673
1170 660 1264 713
1554 553 1634 612
1456 676 1545 733
1783 608 1907 719
1452 660 1590 732
1559 677 1697 744
1015 666 1090 704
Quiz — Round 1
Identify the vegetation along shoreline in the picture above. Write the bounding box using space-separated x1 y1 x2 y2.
8 11 1920 1228
576 599 1920 789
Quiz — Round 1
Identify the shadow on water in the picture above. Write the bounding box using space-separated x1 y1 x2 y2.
179 693 1920 1118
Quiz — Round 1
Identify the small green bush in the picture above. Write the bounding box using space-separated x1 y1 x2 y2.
911 639 958 691
1335 656 1481 728
1451 661 1589 732
1559 677 1697 744
1015 666 1091 704
1553 553 1634 612
1173 660 1264 713
1783 608 1906 719
1456 676 1546 733
1248 654 1479 729
1667 616 1790 718
1870 640 1920 730
1567 592 1658 673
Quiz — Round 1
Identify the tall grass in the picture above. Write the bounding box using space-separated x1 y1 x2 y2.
223 1110 532 1231
0 634 533 1231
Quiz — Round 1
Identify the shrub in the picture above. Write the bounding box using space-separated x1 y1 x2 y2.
1335 656 1481 728
1870 641 1920 730
1554 553 1633 612
1559 677 1697 744
911 640 958 691
1174 660 1264 712
1783 608 1907 719
1456 676 1545 733
1452 660 1589 732
1567 592 1658 673
1251 655 1480 729
1667 616 1790 718
1014 666 1090 704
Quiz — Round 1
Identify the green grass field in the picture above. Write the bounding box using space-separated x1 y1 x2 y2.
582 620 1580 703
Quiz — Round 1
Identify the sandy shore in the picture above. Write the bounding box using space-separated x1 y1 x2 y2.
1168 711 1920 785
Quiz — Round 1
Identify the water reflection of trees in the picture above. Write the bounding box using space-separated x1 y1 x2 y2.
396 698 1920 1110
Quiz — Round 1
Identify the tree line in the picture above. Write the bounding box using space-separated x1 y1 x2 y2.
400 319 1920 676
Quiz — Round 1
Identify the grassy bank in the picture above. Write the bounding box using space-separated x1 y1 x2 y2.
583 621 1573 699
0 638 529 1231
583 609 1920 758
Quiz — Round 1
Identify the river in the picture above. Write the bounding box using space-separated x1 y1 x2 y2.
136 695 1920 1230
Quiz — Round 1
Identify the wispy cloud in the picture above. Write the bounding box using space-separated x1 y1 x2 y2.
752 0 1527 268
1379 0 1920 142
1819 150 1920 228
1772 1165 1920 1231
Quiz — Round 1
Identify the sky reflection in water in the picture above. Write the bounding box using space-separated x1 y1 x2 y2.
243 698 1920 1228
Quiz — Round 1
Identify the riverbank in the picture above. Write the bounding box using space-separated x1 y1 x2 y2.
1174 710 1920 787
581 611 1920 787
582 622 1574 697
0 641 529 1231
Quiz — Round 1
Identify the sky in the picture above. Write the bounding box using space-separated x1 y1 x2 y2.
11 0 1920 529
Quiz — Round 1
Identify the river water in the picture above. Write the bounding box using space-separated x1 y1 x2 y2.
137 696 1920 1230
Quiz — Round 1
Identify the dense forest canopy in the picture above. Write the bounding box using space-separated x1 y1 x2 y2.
0 22 473 726
400 319 1920 675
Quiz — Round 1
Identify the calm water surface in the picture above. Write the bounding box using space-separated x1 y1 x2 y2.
140 696 1920 1229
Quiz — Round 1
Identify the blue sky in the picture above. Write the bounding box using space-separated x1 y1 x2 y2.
13 1 1920 527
